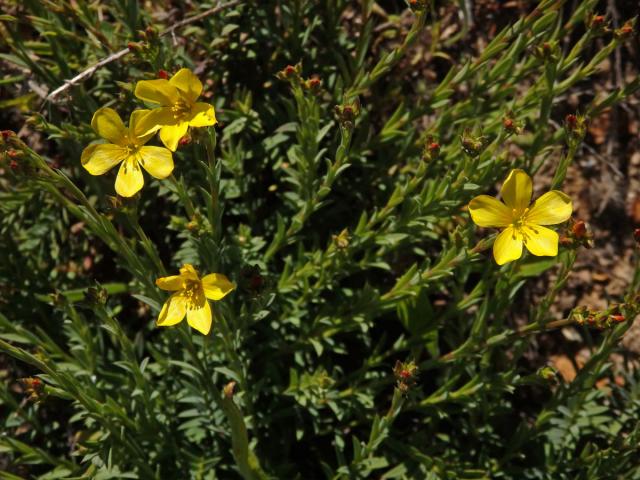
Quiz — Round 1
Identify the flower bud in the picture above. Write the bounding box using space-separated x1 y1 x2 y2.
158 69 169 79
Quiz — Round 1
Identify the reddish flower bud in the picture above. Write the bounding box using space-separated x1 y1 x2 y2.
503 118 514 129
634 228 640 243
9 160 18 170
565 114 577 128
178 135 192 147
158 69 169 80
1 130 14 140
7 149 20 158
610 314 625 323
284 65 296 77
572 220 586 238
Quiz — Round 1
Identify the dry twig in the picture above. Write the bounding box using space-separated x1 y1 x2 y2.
44 0 242 104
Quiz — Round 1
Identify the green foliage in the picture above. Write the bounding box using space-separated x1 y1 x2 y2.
1 1 639 479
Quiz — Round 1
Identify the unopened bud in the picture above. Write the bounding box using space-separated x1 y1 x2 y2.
223 381 236 399
158 69 169 80
1 130 14 140
610 314 625 323
634 228 640 243
178 135 191 147
615 21 634 40
572 220 586 238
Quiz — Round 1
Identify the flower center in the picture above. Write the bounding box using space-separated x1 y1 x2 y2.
171 99 191 120
183 280 204 309
125 143 140 156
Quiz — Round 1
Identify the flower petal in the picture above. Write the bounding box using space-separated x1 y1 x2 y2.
493 227 523 265
91 107 127 145
156 275 185 291
129 109 155 145
169 68 203 103
159 122 189 152
523 225 559 257
138 146 174 179
135 107 177 137
525 191 573 226
187 300 212 335
114 157 144 197
134 79 179 106
202 273 235 301
179 264 200 281
188 102 217 128
81 144 127 175
500 169 532 214
468 195 512 227
157 294 187 327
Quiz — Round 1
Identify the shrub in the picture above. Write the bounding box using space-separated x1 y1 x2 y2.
1 1 639 478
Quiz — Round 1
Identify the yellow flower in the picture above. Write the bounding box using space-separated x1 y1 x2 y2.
134 68 217 151
81 107 174 197
156 264 235 335
468 169 573 265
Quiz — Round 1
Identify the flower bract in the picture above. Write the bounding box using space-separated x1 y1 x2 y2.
134 68 217 151
468 169 573 265
156 264 235 335
81 107 174 197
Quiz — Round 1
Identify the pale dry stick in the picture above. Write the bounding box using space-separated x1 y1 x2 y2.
43 0 242 104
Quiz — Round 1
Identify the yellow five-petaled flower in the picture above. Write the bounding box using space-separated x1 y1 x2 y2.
135 68 217 151
156 264 235 335
81 107 174 197
468 169 573 265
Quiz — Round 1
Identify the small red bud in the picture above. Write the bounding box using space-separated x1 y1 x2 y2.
591 15 605 26
284 65 296 77
158 69 169 80
399 369 412 379
127 42 136 51
7 149 19 158
429 142 439 151
1 130 14 139
9 160 18 170
610 314 625 323
178 135 191 147
634 228 640 243
572 220 586 238
566 114 577 126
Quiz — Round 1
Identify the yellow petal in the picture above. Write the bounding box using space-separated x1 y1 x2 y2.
169 68 203 103
187 300 212 335
81 144 127 175
188 102 217 128
159 122 189 152
157 294 187 327
138 146 174 179
493 227 523 265
500 169 532 214
179 264 200 281
523 225 559 257
135 107 177 137
202 273 235 301
128 109 155 145
468 195 512 227
156 275 185 291
91 107 127 145
114 157 144 197
525 191 573 226
134 79 179 106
